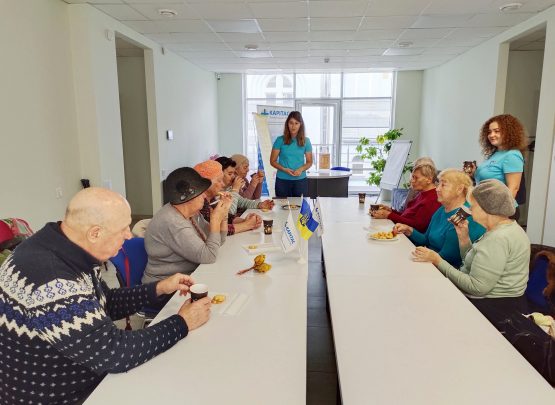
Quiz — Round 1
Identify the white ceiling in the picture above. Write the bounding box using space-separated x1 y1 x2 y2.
63 0 555 72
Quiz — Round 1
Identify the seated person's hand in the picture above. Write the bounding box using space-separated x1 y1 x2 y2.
232 176 245 192
250 173 261 185
212 194 232 221
258 199 274 210
245 213 262 230
453 219 470 239
178 297 211 331
156 273 194 296
257 170 265 179
371 209 390 219
411 246 441 266
393 223 413 236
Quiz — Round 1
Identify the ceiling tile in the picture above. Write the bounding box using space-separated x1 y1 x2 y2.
346 48 387 56
393 38 441 47
309 1 368 17
165 42 230 52
257 18 309 32
266 42 310 50
448 27 507 39
424 0 493 15
355 29 403 40
94 4 146 20
463 13 536 27
188 2 254 19
271 50 309 58
360 16 418 29
434 35 488 47
421 46 471 55
310 17 363 31
128 3 199 20
309 49 349 56
263 31 310 42
383 48 425 56
236 50 273 58
227 42 271 50
248 2 308 18
147 32 222 43
217 32 265 43
310 31 357 41
122 20 211 34
205 19 261 33
397 28 454 39
411 14 474 28
366 0 433 16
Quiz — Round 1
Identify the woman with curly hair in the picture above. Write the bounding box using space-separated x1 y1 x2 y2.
474 114 527 199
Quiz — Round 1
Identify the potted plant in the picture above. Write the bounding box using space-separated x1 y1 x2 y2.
355 128 413 210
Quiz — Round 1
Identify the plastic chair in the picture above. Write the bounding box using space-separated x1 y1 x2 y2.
110 237 157 328
330 166 351 172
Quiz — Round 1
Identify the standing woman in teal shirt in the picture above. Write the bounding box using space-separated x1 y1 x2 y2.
472 114 527 217
270 111 313 197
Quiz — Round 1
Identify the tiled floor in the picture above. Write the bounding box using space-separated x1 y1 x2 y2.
103 236 341 403
307 236 340 405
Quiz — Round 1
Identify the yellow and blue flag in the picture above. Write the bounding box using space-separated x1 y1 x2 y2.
296 198 319 240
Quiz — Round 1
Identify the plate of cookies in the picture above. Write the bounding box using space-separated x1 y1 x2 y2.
368 231 399 241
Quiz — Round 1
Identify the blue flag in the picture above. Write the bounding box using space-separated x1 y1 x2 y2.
296 198 319 240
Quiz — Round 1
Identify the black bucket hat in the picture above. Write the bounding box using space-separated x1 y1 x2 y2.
166 167 211 205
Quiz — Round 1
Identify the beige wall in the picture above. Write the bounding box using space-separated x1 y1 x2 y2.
394 71 423 161
0 0 80 229
0 1 219 229
420 5 555 243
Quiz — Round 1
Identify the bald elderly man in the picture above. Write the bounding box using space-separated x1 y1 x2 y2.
0 188 211 404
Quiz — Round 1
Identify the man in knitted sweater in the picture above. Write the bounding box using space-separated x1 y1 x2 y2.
0 188 211 404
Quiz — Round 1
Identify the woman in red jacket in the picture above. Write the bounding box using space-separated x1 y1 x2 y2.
371 162 440 233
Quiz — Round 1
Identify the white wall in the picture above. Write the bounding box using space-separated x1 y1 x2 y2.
0 1 219 229
394 71 423 161
217 74 244 157
420 5 555 243
0 0 80 229
67 4 219 213
117 56 153 217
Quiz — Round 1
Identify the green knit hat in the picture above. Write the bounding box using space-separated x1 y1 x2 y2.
471 179 515 217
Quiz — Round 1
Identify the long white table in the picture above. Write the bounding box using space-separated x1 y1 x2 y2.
86 199 307 404
319 197 555 404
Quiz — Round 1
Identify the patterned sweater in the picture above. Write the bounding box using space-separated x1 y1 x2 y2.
0 223 188 404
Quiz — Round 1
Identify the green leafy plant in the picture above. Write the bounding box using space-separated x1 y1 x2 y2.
355 128 413 188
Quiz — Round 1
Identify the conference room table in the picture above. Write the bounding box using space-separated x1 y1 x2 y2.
307 169 352 198
86 198 308 405
319 197 555 404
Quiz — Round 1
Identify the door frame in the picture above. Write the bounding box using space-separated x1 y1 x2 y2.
295 99 342 167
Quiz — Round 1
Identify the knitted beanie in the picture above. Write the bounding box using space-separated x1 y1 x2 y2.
193 160 223 180
471 179 515 217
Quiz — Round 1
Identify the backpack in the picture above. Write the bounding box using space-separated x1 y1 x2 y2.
0 218 33 250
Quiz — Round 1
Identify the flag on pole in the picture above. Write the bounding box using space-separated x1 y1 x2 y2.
281 210 299 253
296 198 319 240
312 198 324 237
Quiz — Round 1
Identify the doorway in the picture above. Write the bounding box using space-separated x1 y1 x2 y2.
296 100 340 169
115 36 153 223
504 27 545 228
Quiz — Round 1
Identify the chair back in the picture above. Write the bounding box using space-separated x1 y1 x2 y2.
526 245 555 313
110 237 148 288
330 166 351 172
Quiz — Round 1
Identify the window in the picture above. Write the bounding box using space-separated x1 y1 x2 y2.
244 72 394 190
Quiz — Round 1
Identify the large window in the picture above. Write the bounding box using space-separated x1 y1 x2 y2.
244 72 394 185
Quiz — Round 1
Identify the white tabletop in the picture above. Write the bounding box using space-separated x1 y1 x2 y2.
86 200 308 405
307 169 352 179
318 196 555 403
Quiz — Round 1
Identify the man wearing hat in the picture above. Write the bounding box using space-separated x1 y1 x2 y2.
413 179 530 313
142 167 232 284
0 187 212 404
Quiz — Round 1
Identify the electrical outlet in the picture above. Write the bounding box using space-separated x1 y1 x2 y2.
55 187 63 199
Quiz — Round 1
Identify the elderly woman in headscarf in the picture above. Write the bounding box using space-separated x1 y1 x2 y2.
230 154 263 200
371 161 441 233
142 167 232 284
394 169 485 268
413 179 530 314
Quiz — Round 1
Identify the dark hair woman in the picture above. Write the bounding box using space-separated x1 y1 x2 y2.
270 111 313 197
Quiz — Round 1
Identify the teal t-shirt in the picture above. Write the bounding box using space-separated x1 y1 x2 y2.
475 150 523 185
273 135 312 180
409 205 486 268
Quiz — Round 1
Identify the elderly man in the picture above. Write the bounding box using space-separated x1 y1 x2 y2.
0 188 211 404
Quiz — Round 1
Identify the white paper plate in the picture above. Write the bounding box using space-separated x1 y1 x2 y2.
367 233 399 242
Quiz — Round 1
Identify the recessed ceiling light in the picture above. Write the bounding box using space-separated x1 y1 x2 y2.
499 2 522 12
397 41 413 48
244 44 259 51
158 9 178 18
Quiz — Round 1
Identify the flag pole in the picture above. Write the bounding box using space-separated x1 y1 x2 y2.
297 195 307 264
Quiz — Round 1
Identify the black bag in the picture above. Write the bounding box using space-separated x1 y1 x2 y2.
516 169 526 205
